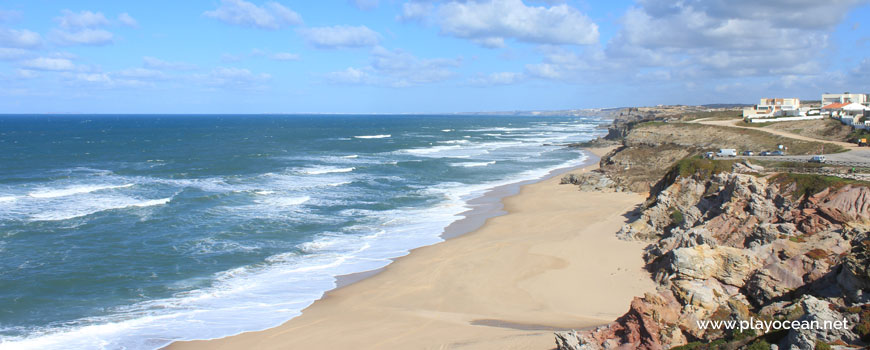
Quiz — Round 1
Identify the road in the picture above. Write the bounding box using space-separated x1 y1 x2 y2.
691 118 857 150
691 118 870 167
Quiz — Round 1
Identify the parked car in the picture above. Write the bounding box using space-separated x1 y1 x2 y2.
760 151 771 156
809 155 826 163
716 148 737 157
704 152 715 159
742 151 754 156
771 151 785 156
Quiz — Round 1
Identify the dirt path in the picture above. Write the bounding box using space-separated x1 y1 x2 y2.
691 118 857 150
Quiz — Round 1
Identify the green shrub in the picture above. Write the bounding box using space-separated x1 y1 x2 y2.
814 340 832 350
670 208 685 226
746 339 771 350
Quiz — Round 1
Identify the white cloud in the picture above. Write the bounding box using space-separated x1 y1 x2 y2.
600 0 870 81
118 13 138 28
270 52 300 61
402 0 599 47
325 46 460 87
16 69 38 79
300 25 380 49
21 57 75 71
398 2 434 21
0 28 42 48
205 67 271 89
56 10 110 29
143 56 198 70
52 28 113 45
468 71 525 86
204 0 302 30
326 67 370 84
350 0 379 10
0 47 33 61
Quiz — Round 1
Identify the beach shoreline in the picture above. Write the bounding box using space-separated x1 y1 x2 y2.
168 147 656 350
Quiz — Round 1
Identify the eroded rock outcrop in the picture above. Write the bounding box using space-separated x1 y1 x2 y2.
557 163 870 350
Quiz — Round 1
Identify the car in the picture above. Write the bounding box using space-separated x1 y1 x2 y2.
771 151 785 156
742 151 754 156
760 151 771 156
704 152 715 159
809 155 826 163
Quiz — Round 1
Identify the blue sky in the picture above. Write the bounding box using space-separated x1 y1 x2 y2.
1 0 869 113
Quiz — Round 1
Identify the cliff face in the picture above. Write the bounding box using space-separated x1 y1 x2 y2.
557 164 870 350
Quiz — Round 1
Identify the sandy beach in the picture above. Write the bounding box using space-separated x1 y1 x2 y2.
168 148 655 350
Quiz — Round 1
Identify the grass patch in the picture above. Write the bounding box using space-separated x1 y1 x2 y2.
670 207 685 225
848 128 870 143
814 340 832 350
674 156 738 179
805 249 828 260
633 122 846 155
679 109 743 121
772 173 869 199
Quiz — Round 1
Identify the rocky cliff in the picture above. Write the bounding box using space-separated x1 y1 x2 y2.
557 160 870 350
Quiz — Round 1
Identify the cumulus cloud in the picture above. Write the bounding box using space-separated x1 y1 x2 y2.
20 57 75 71
401 0 598 48
468 71 525 86
205 67 271 89
56 10 110 29
300 25 380 49
118 13 138 27
326 46 460 87
270 52 300 61
51 10 124 46
0 47 32 61
143 56 198 70
0 28 42 48
600 0 869 80
204 0 302 29
52 28 113 45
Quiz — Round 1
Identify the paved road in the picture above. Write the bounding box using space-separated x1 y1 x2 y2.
730 151 870 167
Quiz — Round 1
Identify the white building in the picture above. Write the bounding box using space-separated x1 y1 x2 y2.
821 92 868 105
743 98 802 120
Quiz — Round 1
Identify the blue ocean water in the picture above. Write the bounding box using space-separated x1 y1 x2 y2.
0 114 601 349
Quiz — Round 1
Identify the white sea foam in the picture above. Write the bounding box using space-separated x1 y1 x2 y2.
450 161 496 168
341 155 359 159
28 196 172 221
128 198 172 208
327 181 352 187
28 184 134 198
298 167 355 175
353 134 390 139
262 196 310 207
0 196 16 203
441 129 453 132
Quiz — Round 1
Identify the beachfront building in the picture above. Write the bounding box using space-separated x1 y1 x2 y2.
822 92 868 105
743 98 802 120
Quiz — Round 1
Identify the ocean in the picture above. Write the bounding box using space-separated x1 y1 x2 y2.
0 114 602 349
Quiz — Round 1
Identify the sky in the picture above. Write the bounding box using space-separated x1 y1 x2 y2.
1 0 869 114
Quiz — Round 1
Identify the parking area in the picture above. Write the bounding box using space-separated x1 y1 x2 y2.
714 149 870 167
